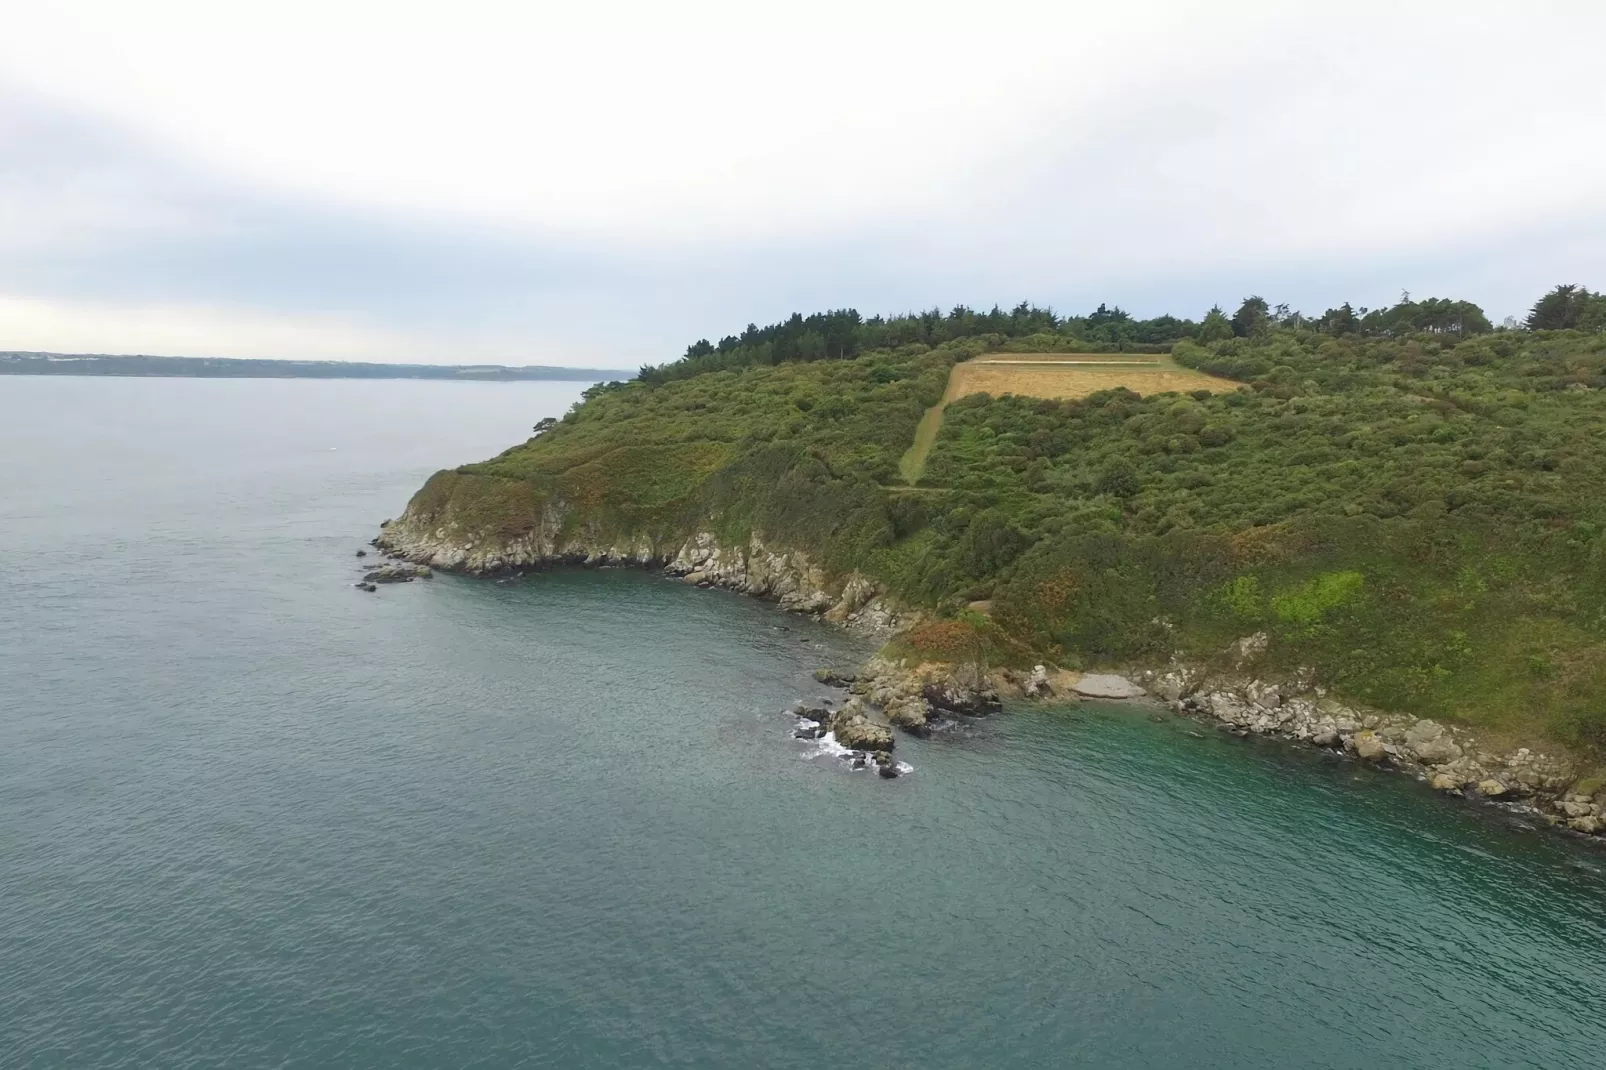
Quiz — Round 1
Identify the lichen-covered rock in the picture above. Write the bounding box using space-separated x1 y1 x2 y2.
1404 719 1463 764
1352 731 1387 761
884 697 934 736
1431 772 1464 791
921 679 1001 715
1476 779 1509 797
829 702 894 752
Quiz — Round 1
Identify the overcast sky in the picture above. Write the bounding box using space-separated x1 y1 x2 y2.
2 0 1603 366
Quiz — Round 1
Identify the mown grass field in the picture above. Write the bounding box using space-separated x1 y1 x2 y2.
898 354 1238 483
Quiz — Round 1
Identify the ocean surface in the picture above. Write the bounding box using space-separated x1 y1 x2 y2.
4 376 1606 1069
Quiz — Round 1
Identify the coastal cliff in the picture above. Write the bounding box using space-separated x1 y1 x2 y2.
377 473 1606 840
376 294 1606 839
377 472 911 634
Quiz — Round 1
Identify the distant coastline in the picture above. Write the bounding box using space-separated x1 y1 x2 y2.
0 351 632 382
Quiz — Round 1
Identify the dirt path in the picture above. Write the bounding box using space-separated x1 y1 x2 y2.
898 404 948 483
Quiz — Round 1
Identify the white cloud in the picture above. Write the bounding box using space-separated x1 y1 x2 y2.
0 2 1275 241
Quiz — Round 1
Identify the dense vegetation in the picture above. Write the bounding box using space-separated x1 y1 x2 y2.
632 285 1602 386
413 285 1606 749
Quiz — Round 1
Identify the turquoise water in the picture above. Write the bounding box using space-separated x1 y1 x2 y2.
3 377 1605 1068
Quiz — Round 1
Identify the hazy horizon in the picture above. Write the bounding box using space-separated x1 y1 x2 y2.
3 1 1603 366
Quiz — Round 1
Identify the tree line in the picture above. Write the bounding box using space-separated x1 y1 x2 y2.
637 284 1606 386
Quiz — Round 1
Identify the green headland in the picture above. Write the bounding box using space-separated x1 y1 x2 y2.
396 286 1606 757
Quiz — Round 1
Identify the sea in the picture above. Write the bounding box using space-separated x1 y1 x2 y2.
3 376 1605 1068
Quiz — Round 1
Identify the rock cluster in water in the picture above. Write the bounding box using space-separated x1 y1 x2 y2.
362 563 432 584
788 696 903 778
846 656 1001 736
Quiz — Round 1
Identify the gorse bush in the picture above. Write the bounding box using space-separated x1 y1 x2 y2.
404 285 1606 748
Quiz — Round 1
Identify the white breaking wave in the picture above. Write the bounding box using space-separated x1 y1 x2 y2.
795 724 911 775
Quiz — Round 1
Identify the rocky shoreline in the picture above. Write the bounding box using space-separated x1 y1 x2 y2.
375 513 1606 836
853 648 1606 840
1133 658 1605 841
375 513 910 635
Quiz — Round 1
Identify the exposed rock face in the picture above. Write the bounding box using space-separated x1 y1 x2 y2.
829 701 894 752
920 679 1001 716
1071 674 1146 699
378 506 910 637
847 656 1005 737
1021 665 1052 698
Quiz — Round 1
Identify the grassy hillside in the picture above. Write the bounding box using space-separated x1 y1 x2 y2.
404 295 1606 750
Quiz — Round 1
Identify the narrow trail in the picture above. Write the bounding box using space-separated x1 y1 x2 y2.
898 403 947 484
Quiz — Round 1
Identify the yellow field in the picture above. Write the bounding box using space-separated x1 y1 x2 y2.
898 353 1238 484
944 353 1237 404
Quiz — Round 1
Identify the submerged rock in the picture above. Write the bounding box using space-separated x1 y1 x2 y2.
1071 674 1146 699
363 563 432 583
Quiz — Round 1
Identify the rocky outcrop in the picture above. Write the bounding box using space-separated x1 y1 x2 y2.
847 655 1001 737
828 700 895 752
